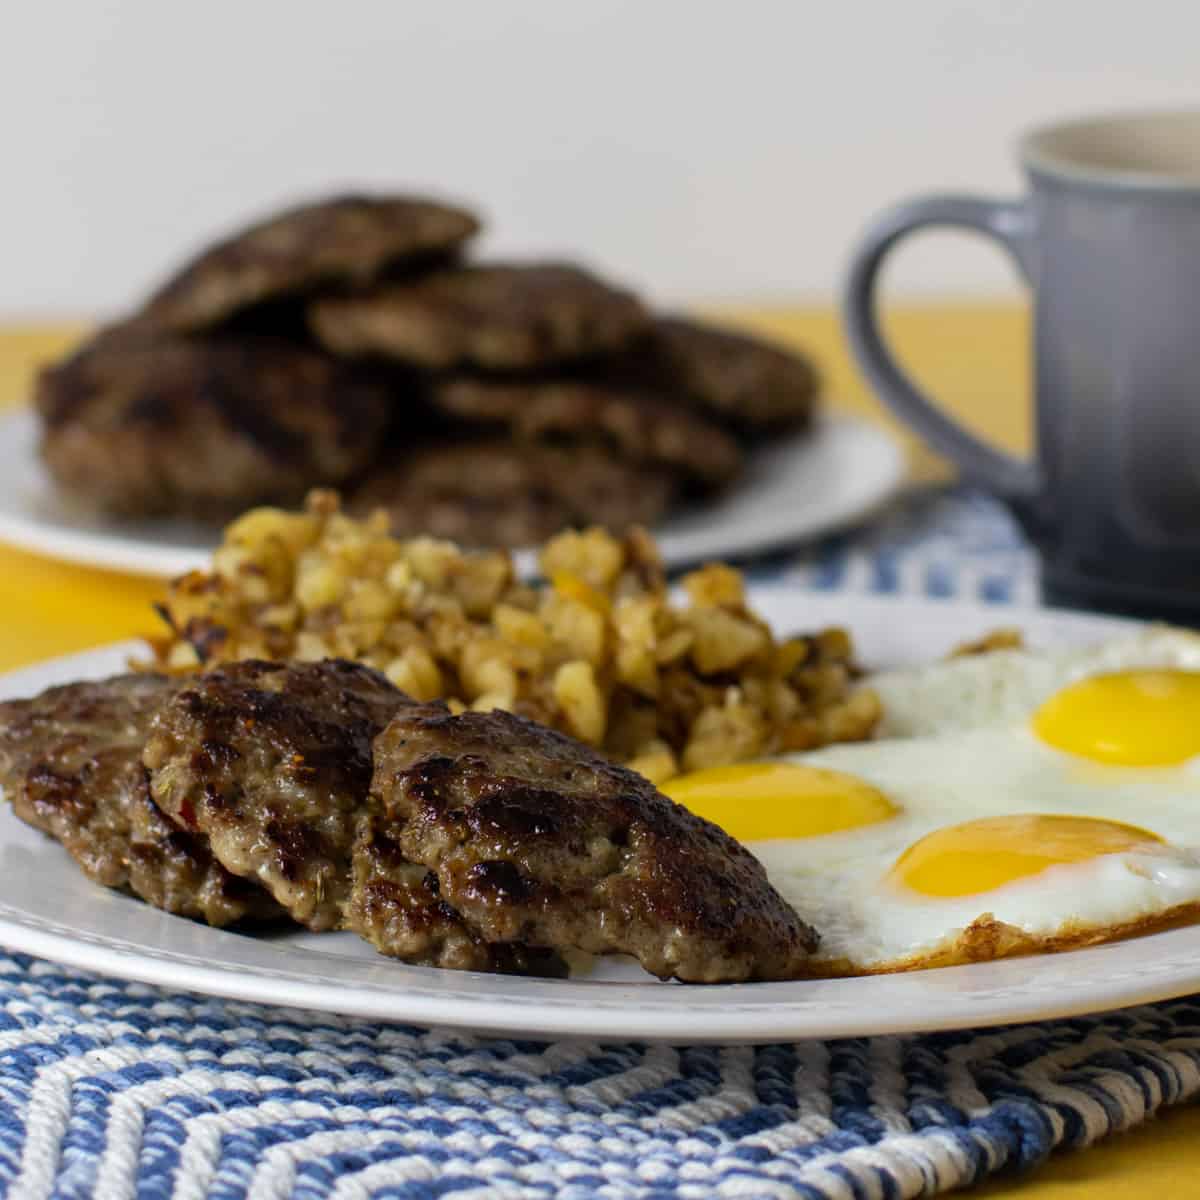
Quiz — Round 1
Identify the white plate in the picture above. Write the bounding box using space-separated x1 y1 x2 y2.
5 592 1196 1043
0 406 903 578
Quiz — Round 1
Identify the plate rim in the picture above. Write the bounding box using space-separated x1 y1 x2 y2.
5 593 1195 1044
0 405 905 579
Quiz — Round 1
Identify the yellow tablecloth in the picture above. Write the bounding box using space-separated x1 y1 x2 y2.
1 312 1196 1195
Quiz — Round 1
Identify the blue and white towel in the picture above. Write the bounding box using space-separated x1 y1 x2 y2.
759 485 1041 606
3 485 1194 1200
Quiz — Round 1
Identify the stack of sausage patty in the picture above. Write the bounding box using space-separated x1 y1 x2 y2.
35 194 820 546
0 659 820 982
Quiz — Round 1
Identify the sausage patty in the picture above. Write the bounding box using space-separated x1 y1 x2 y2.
144 193 480 332
351 439 677 548
430 374 743 490
143 659 562 974
621 316 820 437
368 703 820 982
37 327 391 518
309 262 649 370
0 674 283 926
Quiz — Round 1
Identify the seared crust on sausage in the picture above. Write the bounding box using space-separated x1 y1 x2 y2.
351 439 677 548
430 376 743 489
143 659 561 973
347 811 566 975
624 316 820 436
143 659 411 930
36 328 392 519
369 704 819 982
309 262 649 370
0 674 283 926
144 194 480 332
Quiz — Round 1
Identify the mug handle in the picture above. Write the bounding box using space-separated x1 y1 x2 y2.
843 195 1042 505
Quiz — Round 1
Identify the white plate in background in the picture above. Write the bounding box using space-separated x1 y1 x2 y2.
0 406 904 578
5 592 1191 1045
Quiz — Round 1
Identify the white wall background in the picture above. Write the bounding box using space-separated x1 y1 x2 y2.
2 0 1197 318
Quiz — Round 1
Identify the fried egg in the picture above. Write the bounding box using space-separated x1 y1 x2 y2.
663 626 1200 975
872 625 1200 737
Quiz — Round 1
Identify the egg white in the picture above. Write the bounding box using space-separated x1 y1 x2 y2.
731 627 1200 974
744 729 1200 972
871 625 1200 738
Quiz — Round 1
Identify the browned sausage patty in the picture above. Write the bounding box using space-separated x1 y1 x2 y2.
142 659 563 974
368 703 820 982
36 328 392 519
618 316 821 437
143 660 412 931
348 810 565 975
144 194 480 332
309 262 649 370
351 440 677 548
430 376 743 490
0 674 283 926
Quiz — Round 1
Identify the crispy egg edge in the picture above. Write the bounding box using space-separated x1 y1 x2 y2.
791 900 1200 978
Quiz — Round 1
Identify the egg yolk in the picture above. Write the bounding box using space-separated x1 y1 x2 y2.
661 762 897 842
1032 669 1200 765
889 814 1164 898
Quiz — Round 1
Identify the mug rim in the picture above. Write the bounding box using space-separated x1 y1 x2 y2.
1019 108 1200 192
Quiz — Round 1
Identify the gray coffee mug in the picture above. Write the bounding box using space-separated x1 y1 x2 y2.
845 110 1200 618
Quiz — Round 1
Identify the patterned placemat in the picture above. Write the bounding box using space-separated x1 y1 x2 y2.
755 485 1041 605
4 484 1197 1200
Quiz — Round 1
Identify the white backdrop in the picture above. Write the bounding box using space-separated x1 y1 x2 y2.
2 0 1197 318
